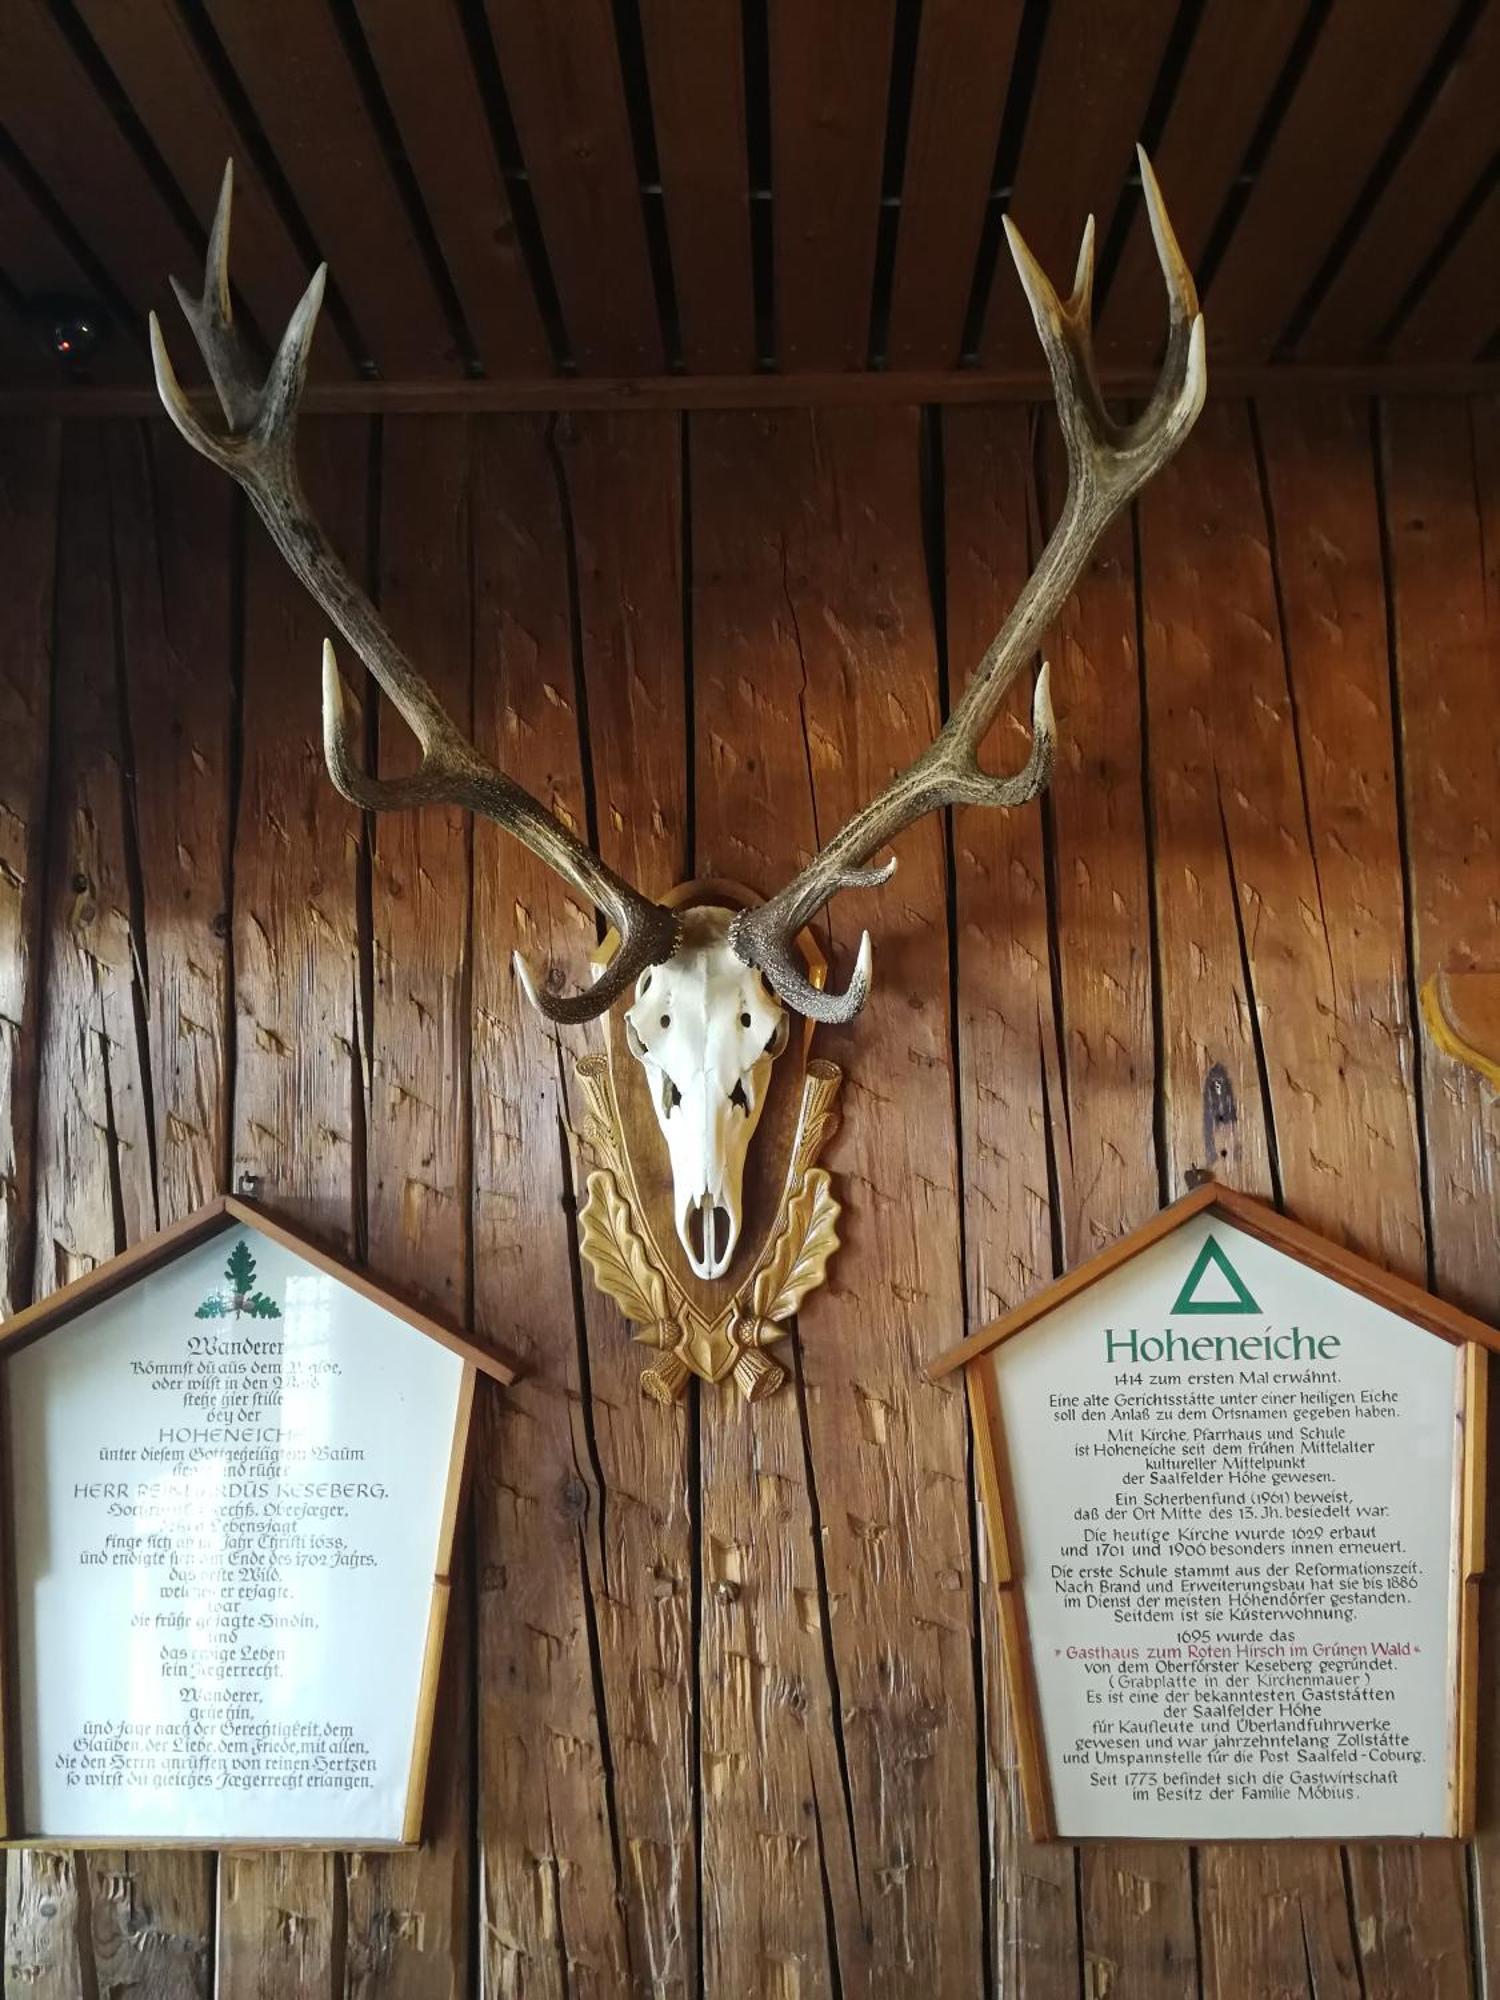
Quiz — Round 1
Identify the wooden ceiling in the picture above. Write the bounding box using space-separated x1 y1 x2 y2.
1 0 1497 408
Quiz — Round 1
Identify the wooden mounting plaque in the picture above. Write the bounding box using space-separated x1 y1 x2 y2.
0 1195 511 1850
932 1181 1491 1843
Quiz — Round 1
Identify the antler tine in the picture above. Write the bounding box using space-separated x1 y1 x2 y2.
155 164 680 1023
730 154 1204 1023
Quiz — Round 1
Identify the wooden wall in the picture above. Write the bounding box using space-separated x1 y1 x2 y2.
0 395 1495 1997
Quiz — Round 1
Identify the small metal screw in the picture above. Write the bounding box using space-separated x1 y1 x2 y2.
237 1172 262 1197
714 1580 740 1605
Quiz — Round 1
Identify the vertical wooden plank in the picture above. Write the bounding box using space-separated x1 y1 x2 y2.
980 0 1178 367
769 0 897 370
787 406 983 1985
1096 0 1306 363
216 418 371 2000
1386 395 1500 1979
481 0 663 372
1036 422 1197 1999
109 422 233 1223
943 403 1080 1993
1202 0 1466 363
1138 394 1470 1998
353 0 551 375
468 414 632 1998
202 0 457 376
0 421 58 1318
558 411 697 1990
637 0 756 372
690 409 865 1995
14 420 216 1998
345 414 473 1997
0 417 55 1998
883 2 1021 369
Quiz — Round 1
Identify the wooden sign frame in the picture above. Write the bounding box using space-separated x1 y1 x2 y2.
0 1193 514 1850
930 1180 1492 1842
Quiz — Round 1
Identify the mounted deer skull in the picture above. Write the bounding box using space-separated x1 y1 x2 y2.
150 153 1205 1362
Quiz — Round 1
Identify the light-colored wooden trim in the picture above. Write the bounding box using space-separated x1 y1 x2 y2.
969 1363 1053 1840
930 1180 1500 1377
0 1192 516 1385
4 361 1500 421
0 1364 15 1843
403 1363 478 1842
1456 1341 1487 1836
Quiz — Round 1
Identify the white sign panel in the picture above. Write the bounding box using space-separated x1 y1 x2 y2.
8 1221 465 1844
988 1212 1462 1839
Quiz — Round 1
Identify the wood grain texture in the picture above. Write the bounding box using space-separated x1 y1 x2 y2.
2 394 1499 1992
467 414 632 1997
883 0 1022 369
201 0 457 377
691 409 864 1994
769 0 898 370
638 0 756 373
1139 394 1467 1997
980 0 1178 367
349 414 473 1996
1389 182 1500 365
0 0 199 327
216 418 372 1999
1204 0 1467 363
1297 3 1500 360
557 411 697 1990
943 403 1079 1994
0 420 57 1317
69 0 351 376
354 0 550 376
481 0 664 373
1096 0 1307 363
1386 395 1500 1982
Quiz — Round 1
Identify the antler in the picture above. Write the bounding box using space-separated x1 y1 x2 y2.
150 163 680 1024
730 148 1206 1022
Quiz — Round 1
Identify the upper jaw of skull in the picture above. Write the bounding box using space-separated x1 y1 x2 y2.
624 906 790 1281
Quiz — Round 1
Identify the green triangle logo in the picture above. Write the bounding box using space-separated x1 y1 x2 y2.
1170 1233 1261 1315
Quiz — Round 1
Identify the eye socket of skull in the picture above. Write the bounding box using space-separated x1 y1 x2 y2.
763 1012 790 1059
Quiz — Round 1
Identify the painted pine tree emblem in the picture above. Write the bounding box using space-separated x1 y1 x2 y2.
195 1239 283 1320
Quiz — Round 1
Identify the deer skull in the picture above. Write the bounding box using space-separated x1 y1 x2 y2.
620 906 789 1279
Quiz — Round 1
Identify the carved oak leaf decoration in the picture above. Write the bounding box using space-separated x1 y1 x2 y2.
750 1169 841 1332
577 1169 672 1337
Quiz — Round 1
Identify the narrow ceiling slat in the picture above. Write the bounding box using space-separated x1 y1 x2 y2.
0 0 200 328
980 0 1178 368
882 0 1022 370
1201 0 1466 364
201 0 458 376
638 0 756 373
1095 0 1305 365
1388 181 1500 363
352 0 551 376
482 0 663 372
70 0 357 377
0 157 137 383
1296 6 1500 360
770 0 898 371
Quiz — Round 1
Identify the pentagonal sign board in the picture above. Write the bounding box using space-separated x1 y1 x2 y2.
0 1196 511 1848
932 1181 1490 1842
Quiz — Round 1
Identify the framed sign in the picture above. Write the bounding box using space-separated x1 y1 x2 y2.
931 1181 1491 1842
0 1195 512 1848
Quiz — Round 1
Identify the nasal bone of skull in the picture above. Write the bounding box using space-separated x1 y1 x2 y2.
674 1070 745 1280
